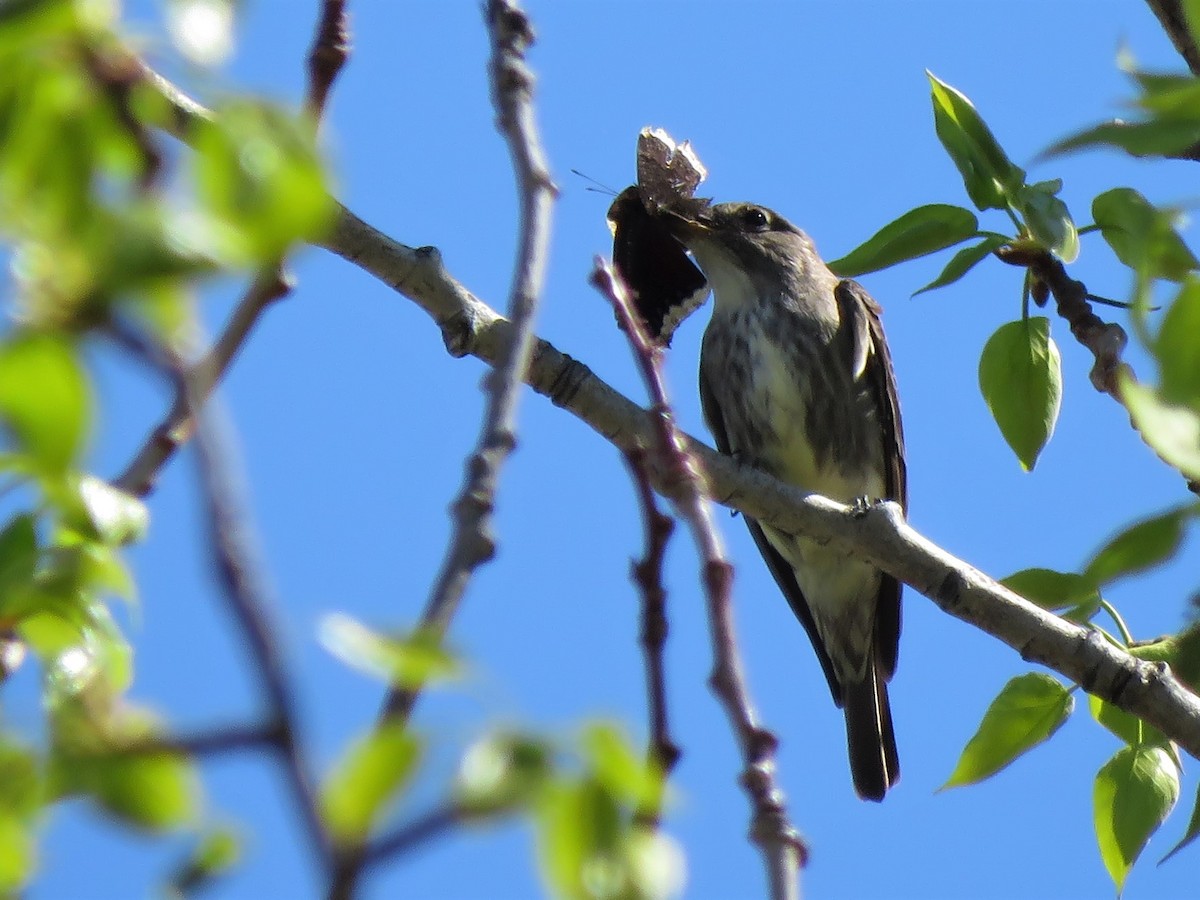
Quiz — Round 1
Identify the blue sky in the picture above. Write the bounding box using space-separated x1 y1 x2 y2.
12 1 1200 897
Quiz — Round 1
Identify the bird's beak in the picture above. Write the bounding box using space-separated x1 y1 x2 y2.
658 197 714 243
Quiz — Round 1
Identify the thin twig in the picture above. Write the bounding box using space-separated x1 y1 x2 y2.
592 260 805 900
183 375 331 869
362 805 462 868
306 1 351 120
115 269 292 497
622 447 681 828
112 722 280 757
380 0 557 722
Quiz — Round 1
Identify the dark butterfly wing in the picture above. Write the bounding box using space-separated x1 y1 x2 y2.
608 186 708 345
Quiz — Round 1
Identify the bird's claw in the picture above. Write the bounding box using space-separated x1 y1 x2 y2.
851 496 873 518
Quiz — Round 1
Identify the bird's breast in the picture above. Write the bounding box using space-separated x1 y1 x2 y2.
703 307 885 503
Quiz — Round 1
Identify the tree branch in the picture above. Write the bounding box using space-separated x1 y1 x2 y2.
316 206 1200 761
1144 0 1200 75
380 0 557 722
131 46 1200 862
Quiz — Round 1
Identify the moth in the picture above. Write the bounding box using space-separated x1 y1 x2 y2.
607 128 710 345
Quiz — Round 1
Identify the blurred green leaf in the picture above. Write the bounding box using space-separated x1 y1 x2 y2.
1000 567 1099 611
85 750 200 832
1094 745 1179 891
456 732 554 816
928 72 1025 211
1168 625 1200 692
37 601 133 700
913 233 1009 296
192 101 334 264
0 333 90 474
1082 505 1191 587
320 722 421 846
0 814 35 892
65 476 149 546
1161 781 1200 864
0 514 38 602
1093 188 1198 282
942 673 1073 789
170 825 243 894
1157 279 1200 406
826 204 978 277
319 614 460 689
1121 378 1200 483
1015 182 1079 262
625 829 686 900
978 317 1062 470
537 778 625 900
582 723 664 813
1048 119 1200 159
0 741 41 819
1088 694 1170 749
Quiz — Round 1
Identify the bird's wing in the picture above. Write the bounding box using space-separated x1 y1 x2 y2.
699 364 844 703
835 279 906 680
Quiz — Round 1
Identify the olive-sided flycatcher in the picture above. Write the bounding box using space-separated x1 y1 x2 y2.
665 200 906 801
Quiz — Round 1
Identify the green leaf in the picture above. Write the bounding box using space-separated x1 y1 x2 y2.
0 514 37 600
941 673 1073 789
1088 694 1170 748
0 741 41 819
1082 505 1191 587
1120 378 1200 482
0 333 89 474
456 732 553 816
1094 745 1179 891
0 815 35 892
318 614 460 689
192 101 334 264
536 777 624 900
1161 781 1200 864
826 204 979 277
978 317 1063 470
1000 567 1099 611
1093 188 1198 282
170 825 242 893
582 723 664 812
913 233 1009 296
1157 279 1200 406
928 72 1025 211
1047 119 1200 159
68 476 150 546
1016 182 1079 262
320 722 421 846
86 750 200 831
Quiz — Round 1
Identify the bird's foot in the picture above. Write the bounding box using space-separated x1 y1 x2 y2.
850 495 874 518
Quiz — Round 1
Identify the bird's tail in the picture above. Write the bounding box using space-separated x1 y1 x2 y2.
842 660 899 802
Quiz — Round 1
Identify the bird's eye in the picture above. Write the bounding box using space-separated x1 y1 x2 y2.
740 207 769 231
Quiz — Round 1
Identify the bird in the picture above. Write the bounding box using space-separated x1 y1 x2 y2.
663 199 906 801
